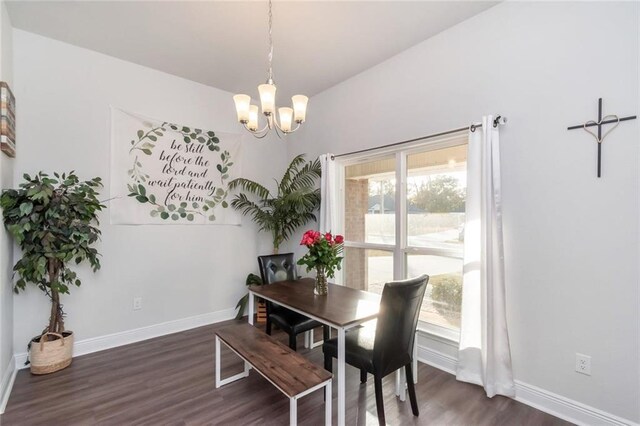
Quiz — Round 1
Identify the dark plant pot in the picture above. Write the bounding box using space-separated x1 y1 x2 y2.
29 331 73 375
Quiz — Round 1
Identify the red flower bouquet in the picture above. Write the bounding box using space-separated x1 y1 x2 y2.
298 230 344 295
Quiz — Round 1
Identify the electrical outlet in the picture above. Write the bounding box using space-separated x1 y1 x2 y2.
575 353 591 375
133 297 142 311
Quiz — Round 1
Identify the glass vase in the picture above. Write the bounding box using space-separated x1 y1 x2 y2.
314 266 328 296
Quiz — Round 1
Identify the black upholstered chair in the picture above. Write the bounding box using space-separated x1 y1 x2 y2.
322 274 429 425
257 253 329 351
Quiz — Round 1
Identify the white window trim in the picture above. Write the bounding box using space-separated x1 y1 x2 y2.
334 131 467 342
418 321 461 343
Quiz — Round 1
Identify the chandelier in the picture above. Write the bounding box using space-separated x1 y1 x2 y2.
233 0 308 138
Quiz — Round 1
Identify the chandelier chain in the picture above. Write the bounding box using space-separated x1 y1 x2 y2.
267 0 273 81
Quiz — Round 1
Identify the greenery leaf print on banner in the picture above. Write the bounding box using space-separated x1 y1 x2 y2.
125 120 234 222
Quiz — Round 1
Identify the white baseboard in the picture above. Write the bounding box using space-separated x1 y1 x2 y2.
514 381 639 426
417 343 457 375
14 308 236 370
416 343 638 426
0 355 17 414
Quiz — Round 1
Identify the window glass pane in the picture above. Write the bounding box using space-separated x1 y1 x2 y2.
406 144 466 250
408 254 462 330
344 157 395 244
343 247 393 295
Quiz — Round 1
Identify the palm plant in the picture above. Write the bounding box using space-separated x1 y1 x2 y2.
229 154 321 319
228 153 321 253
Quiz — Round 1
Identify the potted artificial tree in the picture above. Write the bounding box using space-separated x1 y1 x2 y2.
1 172 104 374
229 154 321 319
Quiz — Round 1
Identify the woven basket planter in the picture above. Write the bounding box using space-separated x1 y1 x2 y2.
30 331 74 375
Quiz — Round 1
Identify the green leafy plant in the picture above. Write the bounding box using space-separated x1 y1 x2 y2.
0 172 105 337
229 154 321 319
234 273 263 320
430 275 463 318
410 175 465 213
228 154 321 253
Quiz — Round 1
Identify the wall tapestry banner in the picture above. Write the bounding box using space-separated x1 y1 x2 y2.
110 108 242 225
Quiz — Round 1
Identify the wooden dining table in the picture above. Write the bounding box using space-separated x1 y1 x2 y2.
248 278 381 426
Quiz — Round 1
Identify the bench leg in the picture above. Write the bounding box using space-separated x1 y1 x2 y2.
290 397 297 426
289 379 331 426
215 336 221 388
325 379 332 426
215 336 251 388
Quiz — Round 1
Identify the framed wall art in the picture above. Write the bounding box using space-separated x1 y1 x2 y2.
1 82 15 158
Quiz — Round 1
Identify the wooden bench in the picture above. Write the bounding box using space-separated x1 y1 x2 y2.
215 322 333 425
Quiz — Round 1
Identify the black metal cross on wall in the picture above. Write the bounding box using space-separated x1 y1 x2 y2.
567 98 636 177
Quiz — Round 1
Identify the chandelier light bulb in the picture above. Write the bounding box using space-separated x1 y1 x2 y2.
233 94 251 123
248 105 259 131
292 95 308 123
258 83 277 116
279 107 293 133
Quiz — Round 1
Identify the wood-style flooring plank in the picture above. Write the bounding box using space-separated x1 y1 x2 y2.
1 319 573 425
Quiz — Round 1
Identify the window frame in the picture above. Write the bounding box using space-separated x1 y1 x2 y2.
334 132 467 342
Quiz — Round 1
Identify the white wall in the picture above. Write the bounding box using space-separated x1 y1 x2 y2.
288 2 639 422
0 0 14 411
11 30 287 355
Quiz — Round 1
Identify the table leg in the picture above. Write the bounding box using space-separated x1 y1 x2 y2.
399 332 418 400
304 330 311 349
337 328 345 426
325 380 332 426
395 369 407 401
399 367 406 402
246 292 255 374
290 397 297 426
248 292 254 326
413 333 418 384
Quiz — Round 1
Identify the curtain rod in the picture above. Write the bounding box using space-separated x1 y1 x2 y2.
332 115 506 159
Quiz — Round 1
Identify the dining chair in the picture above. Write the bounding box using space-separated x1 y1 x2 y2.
257 253 330 351
322 274 429 426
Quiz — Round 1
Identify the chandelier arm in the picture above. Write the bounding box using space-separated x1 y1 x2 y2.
271 112 282 132
273 125 284 140
243 122 270 137
248 127 270 139
271 112 300 134
257 122 270 134
288 122 302 133
251 131 271 140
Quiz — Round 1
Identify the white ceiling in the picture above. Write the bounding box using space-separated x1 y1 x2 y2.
6 1 497 101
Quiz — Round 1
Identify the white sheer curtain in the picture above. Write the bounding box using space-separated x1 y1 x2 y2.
456 116 515 398
318 154 336 233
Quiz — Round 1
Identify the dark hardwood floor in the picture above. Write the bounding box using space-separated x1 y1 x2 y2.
2 319 572 425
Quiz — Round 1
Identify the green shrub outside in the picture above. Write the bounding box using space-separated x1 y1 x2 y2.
430 274 462 316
